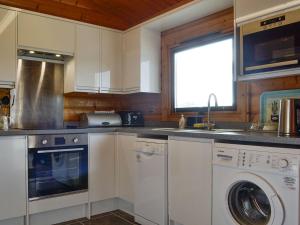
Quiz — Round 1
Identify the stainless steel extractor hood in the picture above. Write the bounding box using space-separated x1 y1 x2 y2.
10 50 65 129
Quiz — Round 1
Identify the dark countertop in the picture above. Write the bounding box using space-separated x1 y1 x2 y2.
1 127 300 146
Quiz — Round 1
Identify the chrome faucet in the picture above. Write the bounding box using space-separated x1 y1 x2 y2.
207 93 218 130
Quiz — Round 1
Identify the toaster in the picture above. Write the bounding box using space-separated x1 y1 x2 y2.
79 112 122 128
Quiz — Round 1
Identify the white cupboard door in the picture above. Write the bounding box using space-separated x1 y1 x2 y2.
235 0 287 21
0 8 16 87
123 28 141 93
100 29 123 93
140 28 161 93
0 136 26 221
168 137 212 225
117 134 136 203
75 25 101 92
89 133 115 202
18 12 75 54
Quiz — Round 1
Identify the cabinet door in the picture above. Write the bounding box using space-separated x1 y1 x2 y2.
0 8 16 87
116 134 136 203
123 28 141 93
140 28 161 93
0 136 26 221
89 133 115 202
75 25 100 92
100 29 123 93
235 0 287 20
168 137 212 225
18 12 75 54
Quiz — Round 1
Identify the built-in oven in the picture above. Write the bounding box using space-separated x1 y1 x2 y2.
28 134 88 201
240 8 300 77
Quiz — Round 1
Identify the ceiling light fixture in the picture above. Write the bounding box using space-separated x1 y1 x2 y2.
29 50 35 54
56 54 61 57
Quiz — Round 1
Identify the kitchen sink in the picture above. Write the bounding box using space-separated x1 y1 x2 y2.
151 128 246 133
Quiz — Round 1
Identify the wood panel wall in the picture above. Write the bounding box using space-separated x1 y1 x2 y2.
64 92 161 121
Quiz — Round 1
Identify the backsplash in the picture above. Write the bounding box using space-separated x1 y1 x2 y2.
2 75 300 124
246 75 300 122
64 92 161 122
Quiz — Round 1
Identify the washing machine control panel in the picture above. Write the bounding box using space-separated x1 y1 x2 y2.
238 150 298 176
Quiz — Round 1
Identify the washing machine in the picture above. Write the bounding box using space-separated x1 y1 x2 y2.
212 143 300 225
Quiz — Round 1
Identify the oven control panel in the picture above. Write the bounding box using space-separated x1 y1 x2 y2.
28 133 88 148
238 150 299 176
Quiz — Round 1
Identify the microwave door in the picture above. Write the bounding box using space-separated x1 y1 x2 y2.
242 21 300 75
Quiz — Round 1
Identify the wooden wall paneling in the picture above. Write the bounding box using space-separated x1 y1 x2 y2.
160 8 247 122
64 93 123 121
246 76 300 122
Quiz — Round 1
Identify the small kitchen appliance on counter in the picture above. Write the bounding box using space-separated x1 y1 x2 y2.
278 98 300 136
79 111 122 128
118 111 144 127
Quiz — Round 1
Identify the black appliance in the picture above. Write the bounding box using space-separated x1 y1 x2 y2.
118 111 144 127
240 8 300 77
28 134 88 201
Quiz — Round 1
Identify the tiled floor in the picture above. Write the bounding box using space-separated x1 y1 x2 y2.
54 210 140 225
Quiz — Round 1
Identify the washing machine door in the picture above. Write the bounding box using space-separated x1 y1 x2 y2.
225 173 284 225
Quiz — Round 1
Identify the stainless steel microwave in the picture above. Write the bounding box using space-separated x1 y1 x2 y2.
240 8 300 77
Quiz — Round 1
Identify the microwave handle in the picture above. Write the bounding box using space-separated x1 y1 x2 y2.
245 60 298 71
37 148 85 154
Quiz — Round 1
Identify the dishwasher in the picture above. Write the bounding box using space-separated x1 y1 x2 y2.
134 137 168 225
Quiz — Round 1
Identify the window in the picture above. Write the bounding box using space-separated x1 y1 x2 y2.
172 36 235 111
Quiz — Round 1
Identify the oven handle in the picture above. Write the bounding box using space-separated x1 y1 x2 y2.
37 148 85 154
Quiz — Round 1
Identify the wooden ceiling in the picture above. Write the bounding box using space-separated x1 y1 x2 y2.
0 0 194 30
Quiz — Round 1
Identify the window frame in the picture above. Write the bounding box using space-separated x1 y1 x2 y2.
170 33 237 113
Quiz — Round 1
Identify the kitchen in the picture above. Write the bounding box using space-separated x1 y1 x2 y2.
0 0 299 225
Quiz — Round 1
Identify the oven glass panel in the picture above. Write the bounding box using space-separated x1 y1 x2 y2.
243 22 300 74
28 146 88 200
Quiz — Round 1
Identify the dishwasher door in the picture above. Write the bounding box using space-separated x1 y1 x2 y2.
134 139 168 225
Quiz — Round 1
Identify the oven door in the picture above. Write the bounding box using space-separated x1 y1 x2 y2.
242 21 300 75
28 145 88 200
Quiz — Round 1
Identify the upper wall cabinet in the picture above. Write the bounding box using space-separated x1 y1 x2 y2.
0 8 16 88
65 24 101 93
123 27 161 93
100 29 123 94
17 12 75 55
235 0 293 23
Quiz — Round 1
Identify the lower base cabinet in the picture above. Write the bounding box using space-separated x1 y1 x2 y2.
89 133 116 202
0 136 26 221
168 137 213 225
116 133 136 204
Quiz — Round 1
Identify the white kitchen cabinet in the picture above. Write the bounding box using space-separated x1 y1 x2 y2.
18 12 75 55
65 24 101 93
0 8 16 88
168 137 213 225
116 133 136 203
89 133 116 202
0 136 26 221
100 29 123 94
123 27 161 93
235 0 292 23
